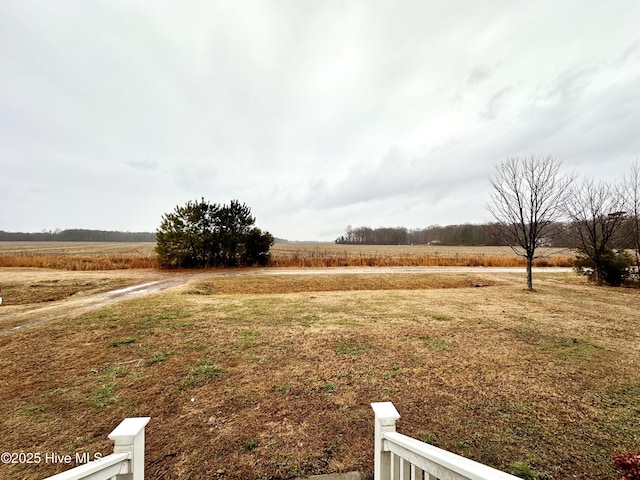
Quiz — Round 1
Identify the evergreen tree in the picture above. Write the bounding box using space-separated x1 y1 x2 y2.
156 199 273 268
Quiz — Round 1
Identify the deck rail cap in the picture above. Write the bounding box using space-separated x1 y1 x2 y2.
371 402 400 421
108 417 151 443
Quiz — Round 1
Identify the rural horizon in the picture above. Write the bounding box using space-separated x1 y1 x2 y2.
0 223 494 244
1 241 639 479
3 1 640 478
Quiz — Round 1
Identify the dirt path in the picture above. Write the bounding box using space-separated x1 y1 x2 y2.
0 267 572 335
0 275 189 335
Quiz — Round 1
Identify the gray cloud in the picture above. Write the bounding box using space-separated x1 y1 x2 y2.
126 159 159 171
1 1 639 239
468 65 496 86
481 86 513 120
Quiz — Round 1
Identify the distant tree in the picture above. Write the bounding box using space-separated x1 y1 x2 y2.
488 156 574 290
155 198 273 268
0 229 155 242
564 178 629 286
623 161 640 271
391 228 408 245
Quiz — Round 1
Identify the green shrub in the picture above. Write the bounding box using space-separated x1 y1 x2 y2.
574 249 632 286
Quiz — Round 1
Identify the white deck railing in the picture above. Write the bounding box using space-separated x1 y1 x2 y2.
41 404 521 480
44 417 150 480
372 402 519 480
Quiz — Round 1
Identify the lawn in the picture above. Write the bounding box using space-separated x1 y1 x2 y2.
0 271 638 479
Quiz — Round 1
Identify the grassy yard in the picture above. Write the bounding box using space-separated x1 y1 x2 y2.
0 271 638 479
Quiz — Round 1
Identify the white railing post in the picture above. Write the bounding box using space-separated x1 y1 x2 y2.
108 417 151 480
372 402 400 480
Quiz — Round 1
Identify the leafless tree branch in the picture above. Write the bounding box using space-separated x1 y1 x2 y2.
488 156 574 289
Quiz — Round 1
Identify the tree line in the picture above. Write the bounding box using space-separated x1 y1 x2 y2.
0 229 156 242
335 224 504 246
335 221 640 249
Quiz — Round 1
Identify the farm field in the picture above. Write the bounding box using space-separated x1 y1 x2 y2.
0 269 639 479
269 243 575 268
0 241 576 269
0 242 158 270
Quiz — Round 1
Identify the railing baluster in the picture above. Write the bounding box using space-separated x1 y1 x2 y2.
399 458 411 480
391 452 399 480
411 464 425 480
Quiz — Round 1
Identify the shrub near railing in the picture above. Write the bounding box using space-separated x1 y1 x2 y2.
613 450 640 480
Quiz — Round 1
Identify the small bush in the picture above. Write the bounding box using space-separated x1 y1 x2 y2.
574 250 632 286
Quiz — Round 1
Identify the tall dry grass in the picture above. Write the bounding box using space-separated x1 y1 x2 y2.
0 242 575 270
0 253 157 270
268 249 575 268
0 242 157 270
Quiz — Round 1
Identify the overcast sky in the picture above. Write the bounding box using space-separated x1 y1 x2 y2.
2 1 639 241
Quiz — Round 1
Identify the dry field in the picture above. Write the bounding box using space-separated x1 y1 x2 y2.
0 242 158 270
0 269 639 479
269 243 575 267
0 242 575 270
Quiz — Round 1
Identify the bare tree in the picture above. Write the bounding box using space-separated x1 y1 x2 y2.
564 178 628 286
622 160 640 270
488 156 573 290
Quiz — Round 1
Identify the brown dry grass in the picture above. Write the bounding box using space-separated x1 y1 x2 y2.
0 242 575 270
269 243 575 268
185 273 499 295
1 271 639 479
0 243 157 270
0 253 158 270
